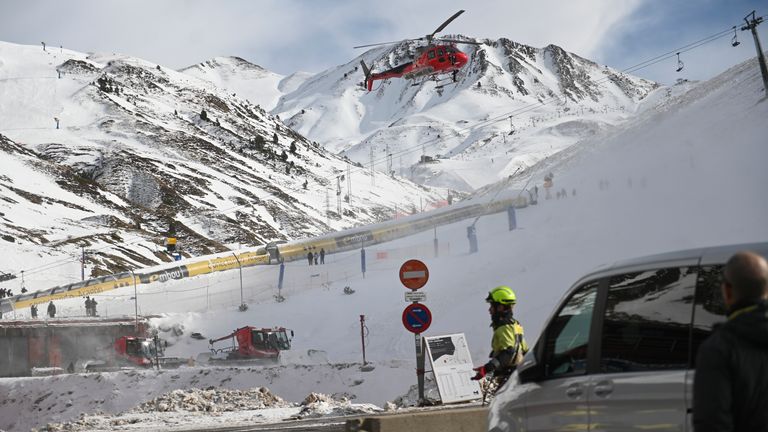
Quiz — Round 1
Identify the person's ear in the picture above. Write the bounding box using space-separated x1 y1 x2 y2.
721 281 735 307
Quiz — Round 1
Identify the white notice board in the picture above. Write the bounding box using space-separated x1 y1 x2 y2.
424 333 482 404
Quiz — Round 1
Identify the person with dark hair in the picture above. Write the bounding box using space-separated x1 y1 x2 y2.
91 297 98 316
471 286 528 389
693 251 768 432
47 301 56 318
85 296 92 316
320 248 325 264
307 251 313 266
30 304 38 318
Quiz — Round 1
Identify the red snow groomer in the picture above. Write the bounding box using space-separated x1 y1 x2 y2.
85 335 184 372
204 326 293 364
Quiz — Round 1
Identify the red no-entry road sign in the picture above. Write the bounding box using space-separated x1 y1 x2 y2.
402 302 432 333
399 259 429 290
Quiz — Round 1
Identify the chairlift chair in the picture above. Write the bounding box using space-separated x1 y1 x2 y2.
731 28 741 47
675 52 684 73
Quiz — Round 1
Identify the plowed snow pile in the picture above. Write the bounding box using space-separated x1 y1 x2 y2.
131 386 287 413
36 389 382 432
296 392 383 418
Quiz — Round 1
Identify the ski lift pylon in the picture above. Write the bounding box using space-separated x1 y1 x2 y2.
675 52 684 73
731 27 741 47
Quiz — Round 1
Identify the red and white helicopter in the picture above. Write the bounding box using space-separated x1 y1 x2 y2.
355 10 481 91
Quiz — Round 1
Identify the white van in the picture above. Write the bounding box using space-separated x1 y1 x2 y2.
488 242 768 432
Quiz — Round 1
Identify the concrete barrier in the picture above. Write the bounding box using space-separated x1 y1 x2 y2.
346 406 488 432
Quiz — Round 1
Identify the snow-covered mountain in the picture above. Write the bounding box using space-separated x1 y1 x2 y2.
183 38 645 192
274 38 659 190
0 41 449 283
166 37 665 193
179 56 293 111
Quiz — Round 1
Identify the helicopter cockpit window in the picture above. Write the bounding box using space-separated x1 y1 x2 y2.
428 50 436 59
437 49 445 57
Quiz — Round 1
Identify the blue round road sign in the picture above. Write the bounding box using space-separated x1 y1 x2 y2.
402 302 432 334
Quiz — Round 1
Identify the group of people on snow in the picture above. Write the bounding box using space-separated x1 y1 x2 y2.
85 296 98 316
307 248 326 266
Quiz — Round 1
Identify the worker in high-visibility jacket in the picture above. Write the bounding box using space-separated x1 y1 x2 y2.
165 237 177 253
472 286 528 387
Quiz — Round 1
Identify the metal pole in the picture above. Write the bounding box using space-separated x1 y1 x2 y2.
360 240 366 279
154 335 160 370
433 227 438 258
416 333 425 403
741 11 768 95
81 246 85 281
360 315 367 365
129 269 138 331
232 253 246 311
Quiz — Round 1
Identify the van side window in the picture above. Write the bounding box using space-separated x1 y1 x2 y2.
542 281 598 379
599 267 697 373
691 265 727 366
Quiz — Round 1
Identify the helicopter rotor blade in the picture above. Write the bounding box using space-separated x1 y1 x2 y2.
428 10 465 40
437 38 483 45
355 10 466 49
354 38 420 49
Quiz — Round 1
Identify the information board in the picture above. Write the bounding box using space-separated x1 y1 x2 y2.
424 333 482 404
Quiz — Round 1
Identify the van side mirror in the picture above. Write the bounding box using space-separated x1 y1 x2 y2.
517 353 543 384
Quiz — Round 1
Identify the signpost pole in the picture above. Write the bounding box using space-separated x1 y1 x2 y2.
399 260 431 405
417 333 425 402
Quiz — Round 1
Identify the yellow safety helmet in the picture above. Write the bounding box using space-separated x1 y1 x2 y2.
486 286 517 305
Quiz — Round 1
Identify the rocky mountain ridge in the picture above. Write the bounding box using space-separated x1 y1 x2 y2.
0 41 447 282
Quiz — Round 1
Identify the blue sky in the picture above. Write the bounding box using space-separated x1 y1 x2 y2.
0 0 765 85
